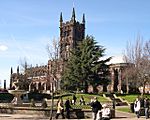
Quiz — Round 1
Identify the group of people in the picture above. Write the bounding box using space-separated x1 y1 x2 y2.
55 97 72 119
90 97 111 120
55 95 110 120
134 96 150 119
55 95 85 119
71 95 85 105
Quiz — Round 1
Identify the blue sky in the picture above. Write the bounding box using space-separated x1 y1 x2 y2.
0 0 150 88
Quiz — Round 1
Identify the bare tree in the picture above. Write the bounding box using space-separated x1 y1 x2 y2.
124 36 150 94
17 58 31 91
47 38 60 61
46 37 61 91
122 63 135 94
144 40 150 59
142 40 150 93
46 38 61 120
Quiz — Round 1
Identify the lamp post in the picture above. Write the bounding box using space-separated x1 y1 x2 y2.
4 80 6 90
49 82 54 120
0 80 1 88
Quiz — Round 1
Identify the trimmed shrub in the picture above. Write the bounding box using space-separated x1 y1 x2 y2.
28 92 51 101
0 93 14 102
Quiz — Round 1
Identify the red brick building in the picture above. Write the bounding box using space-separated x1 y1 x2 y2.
10 8 85 93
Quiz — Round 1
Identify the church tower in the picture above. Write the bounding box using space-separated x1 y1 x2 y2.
59 8 85 61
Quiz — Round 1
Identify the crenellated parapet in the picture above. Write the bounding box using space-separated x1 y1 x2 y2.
25 65 47 77
59 8 85 61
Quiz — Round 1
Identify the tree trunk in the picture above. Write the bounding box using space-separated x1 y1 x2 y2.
84 81 88 93
142 81 146 96
103 85 107 92
126 78 129 94
49 85 54 120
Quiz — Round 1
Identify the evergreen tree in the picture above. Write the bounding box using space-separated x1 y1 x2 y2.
61 35 111 92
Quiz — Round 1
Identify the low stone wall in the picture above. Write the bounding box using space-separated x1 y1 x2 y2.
0 106 115 119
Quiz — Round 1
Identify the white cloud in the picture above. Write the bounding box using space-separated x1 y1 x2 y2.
0 45 8 51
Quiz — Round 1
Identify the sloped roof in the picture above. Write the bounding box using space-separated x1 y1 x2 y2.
108 55 125 64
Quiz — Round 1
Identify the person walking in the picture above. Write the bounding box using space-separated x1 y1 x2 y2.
144 97 149 119
134 97 141 118
65 98 72 119
80 96 85 105
90 97 102 120
72 95 77 105
55 98 65 119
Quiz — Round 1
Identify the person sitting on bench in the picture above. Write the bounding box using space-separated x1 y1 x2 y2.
100 104 110 120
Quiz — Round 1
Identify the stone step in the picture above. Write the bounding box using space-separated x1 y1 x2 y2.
104 94 128 106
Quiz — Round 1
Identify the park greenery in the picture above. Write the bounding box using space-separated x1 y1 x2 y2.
118 94 150 103
6 34 149 119
18 35 149 95
61 35 111 93
62 93 109 104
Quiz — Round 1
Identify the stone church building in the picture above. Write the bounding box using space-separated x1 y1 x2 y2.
10 8 130 93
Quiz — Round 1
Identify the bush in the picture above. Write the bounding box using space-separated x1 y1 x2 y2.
28 92 51 101
129 86 140 94
0 93 14 102
53 93 74 99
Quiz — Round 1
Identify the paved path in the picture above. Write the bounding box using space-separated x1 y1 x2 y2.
0 110 148 120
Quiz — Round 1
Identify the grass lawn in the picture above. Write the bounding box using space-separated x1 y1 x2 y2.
50 93 110 109
118 94 150 103
119 94 140 103
61 93 110 109
62 93 109 104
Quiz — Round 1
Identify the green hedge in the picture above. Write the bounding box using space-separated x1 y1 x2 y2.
0 93 14 102
28 92 51 101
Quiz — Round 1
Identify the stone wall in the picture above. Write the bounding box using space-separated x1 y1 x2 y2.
0 106 115 119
